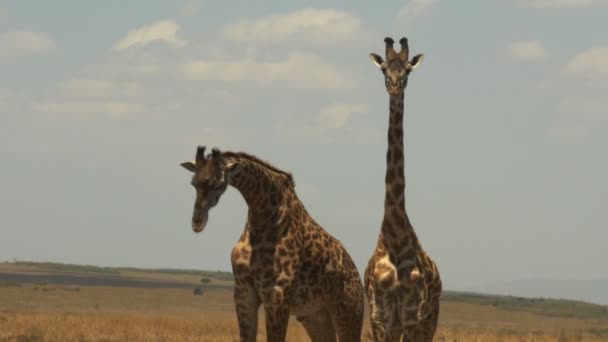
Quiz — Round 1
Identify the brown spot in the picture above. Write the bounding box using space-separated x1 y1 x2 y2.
234 264 248 274
401 233 411 245
385 171 396 185
394 127 403 140
393 111 403 123
383 224 395 239
303 248 312 259
301 261 311 272
284 239 294 250
405 293 417 306
392 208 403 224
404 309 418 322
403 247 416 259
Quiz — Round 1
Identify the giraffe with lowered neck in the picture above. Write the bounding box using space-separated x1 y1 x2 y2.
181 146 365 342
364 37 442 341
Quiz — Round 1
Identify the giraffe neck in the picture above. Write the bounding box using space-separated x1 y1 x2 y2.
381 92 420 254
223 153 292 228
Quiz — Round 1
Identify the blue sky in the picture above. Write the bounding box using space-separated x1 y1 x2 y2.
1 0 607 301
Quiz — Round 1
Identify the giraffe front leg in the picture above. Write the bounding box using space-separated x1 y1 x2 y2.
234 284 260 342
419 301 440 342
368 287 388 342
369 286 401 342
264 301 290 342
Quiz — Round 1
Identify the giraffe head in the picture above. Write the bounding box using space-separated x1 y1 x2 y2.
180 146 241 233
370 37 424 96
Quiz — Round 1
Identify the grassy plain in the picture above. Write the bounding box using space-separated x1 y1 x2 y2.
1 262 607 341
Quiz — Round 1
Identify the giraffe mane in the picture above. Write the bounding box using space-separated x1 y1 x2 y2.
221 151 295 188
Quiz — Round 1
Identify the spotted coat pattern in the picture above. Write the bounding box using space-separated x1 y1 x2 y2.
365 37 442 342
184 150 365 342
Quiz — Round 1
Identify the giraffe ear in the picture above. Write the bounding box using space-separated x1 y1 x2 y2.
369 53 385 69
224 160 241 182
225 160 241 175
410 53 424 70
180 161 197 172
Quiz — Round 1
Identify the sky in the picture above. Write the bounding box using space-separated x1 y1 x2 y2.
1 1 607 302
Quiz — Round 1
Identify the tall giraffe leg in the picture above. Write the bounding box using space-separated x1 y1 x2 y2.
234 284 260 342
401 330 419 342
297 310 336 342
368 287 400 342
330 279 363 342
419 301 439 342
368 286 387 341
332 306 363 342
264 304 290 342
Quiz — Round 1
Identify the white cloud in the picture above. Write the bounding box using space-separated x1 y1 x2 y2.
62 78 140 99
0 31 56 57
562 47 608 78
222 8 367 46
275 102 374 144
178 125 245 152
545 54 608 138
547 122 591 138
179 1 203 16
93 60 168 80
517 0 608 8
113 19 187 51
32 100 145 120
319 103 368 129
560 95 608 119
507 40 549 63
184 53 356 92
396 0 439 24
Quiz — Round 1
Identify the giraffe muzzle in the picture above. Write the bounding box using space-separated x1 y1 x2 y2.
388 85 403 96
192 207 209 233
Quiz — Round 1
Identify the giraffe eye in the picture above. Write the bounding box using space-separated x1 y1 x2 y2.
203 181 224 191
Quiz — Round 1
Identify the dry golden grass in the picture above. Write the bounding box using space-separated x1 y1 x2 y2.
1 267 607 341
1 310 606 342
0 311 242 342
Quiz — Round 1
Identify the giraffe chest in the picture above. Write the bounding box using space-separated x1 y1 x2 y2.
367 253 441 327
232 243 337 314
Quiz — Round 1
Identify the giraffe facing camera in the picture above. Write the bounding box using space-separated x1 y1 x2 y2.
365 36 442 341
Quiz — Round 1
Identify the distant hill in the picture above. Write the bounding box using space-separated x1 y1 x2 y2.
4 261 607 321
468 277 608 306
442 291 608 320
11 261 234 281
